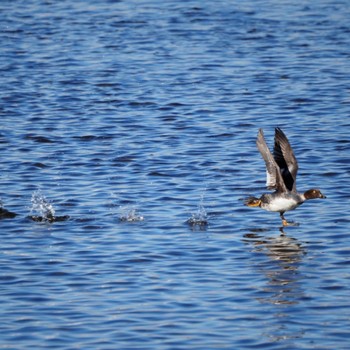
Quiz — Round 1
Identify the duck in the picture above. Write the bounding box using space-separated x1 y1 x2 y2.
245 127 326 226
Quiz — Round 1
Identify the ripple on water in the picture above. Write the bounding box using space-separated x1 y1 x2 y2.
1 0 350 349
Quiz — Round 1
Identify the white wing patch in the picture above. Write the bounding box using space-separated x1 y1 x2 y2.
266 170 272 188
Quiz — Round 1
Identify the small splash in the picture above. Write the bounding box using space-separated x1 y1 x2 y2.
29 190 69 223
119 206 144 222
187 194 209 229
31 190 55 219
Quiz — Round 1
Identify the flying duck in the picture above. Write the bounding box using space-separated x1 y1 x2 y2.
245 127 326 226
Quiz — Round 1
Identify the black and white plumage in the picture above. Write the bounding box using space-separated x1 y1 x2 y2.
246 128 326 226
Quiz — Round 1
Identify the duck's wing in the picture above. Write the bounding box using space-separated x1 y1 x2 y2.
256 129 287 193
273 127 299 192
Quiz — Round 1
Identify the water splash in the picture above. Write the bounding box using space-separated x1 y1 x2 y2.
187 194 209 229
119 206 144 222
30 190 56 222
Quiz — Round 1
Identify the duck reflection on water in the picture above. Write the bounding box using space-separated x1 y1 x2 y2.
243 228 306 305
243 228 310 344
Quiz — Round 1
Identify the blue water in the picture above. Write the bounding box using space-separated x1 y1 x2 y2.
1 0 350 349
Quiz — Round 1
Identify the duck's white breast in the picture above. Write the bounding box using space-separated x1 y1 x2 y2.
263 197 300 212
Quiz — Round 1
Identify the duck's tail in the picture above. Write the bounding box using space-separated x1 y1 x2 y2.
244 196 261 207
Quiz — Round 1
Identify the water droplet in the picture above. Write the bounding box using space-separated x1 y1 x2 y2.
187 193 209 228
119 206 144 222
30 190 56 222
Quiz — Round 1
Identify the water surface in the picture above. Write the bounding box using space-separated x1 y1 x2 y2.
1 0 350 349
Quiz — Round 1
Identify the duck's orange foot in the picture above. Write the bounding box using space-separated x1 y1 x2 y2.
282 219 299 227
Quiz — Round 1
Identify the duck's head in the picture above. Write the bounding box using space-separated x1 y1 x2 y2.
304 189 326 200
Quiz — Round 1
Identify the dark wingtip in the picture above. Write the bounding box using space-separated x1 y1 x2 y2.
274 127 289 142
275 127 284 135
